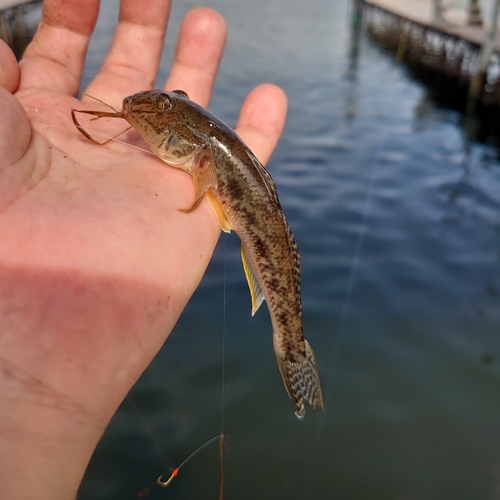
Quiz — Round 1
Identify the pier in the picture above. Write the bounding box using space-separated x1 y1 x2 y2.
357 0 500 105
0 0 42 59
361 0 500 47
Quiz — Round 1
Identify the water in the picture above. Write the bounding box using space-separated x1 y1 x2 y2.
78 1 500 499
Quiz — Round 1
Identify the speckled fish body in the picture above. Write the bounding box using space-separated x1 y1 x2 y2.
120 90 323 418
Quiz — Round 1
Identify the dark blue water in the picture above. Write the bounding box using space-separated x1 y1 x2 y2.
79 1 500 499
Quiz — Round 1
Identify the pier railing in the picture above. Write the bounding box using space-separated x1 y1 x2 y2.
433 0 485 26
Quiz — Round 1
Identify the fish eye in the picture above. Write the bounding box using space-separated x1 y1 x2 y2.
153 94 171 111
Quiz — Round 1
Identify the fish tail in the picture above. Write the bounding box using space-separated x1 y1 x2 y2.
275 340 324 419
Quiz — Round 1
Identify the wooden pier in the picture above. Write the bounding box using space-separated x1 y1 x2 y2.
0 0 34 9
357 0 500 104
0 0 42 59
362 0 500 49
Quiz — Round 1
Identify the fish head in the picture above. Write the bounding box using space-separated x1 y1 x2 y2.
122 89 202 167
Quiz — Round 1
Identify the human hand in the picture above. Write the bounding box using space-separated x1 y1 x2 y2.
0 1 287 498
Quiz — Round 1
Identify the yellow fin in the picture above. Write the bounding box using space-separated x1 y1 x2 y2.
207 191 232 233
241 244 264 316
180 151 218 213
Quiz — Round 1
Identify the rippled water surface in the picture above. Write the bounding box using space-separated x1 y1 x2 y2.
79 1 500 499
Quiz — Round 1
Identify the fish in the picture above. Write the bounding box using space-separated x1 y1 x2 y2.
72 89 324 418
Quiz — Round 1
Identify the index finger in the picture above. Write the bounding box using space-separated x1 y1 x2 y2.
18 0 100 95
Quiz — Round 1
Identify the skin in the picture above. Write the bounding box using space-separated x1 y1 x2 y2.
0 1 287 499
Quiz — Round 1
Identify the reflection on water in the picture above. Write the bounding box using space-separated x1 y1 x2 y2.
79 1 500 499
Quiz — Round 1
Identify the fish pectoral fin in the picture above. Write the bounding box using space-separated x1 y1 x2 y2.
241 244 265 316
179 150 218 214
207 192 232 233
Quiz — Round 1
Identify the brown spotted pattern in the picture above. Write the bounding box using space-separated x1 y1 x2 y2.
121 90 324 417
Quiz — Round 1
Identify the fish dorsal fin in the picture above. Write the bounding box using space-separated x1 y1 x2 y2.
172 89 189 98
241 244 265 316
180 149 218 214
207 191 232 233
246 150 280 207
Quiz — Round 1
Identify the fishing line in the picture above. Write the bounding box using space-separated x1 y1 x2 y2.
72 128 154 155
23 104 155 156
156 435 221 487
300 12 381 493
137 236 228 499
329 161 377 379
300 152 380 500
221 233 227 432
218 232 228 500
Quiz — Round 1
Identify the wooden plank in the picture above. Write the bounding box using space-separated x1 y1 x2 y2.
364 0 433 24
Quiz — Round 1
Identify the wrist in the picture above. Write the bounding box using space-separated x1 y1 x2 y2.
0 265 174 499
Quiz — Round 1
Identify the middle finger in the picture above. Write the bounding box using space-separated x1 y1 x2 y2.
164 8 227 107
84 0 171 107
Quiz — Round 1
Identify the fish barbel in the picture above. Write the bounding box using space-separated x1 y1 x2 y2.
73 90 323 418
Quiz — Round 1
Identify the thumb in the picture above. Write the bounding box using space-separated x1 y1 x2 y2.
0 87 31 167
0 39 19 93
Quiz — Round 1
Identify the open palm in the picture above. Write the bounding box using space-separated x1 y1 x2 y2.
0 1 286 498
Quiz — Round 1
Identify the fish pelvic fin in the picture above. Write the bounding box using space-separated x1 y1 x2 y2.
240 244 265 315
180 149 218 214
276 340 324 419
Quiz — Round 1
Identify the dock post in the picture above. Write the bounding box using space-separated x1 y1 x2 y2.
468 0 484 26
433 0 445 24
352 0 363 27
467 0 500 110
